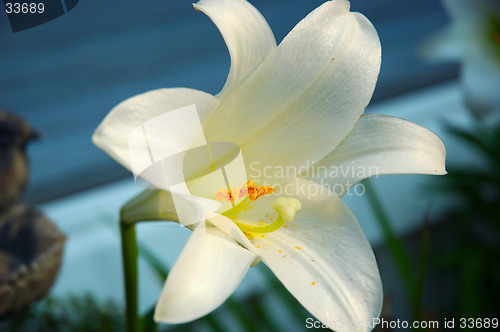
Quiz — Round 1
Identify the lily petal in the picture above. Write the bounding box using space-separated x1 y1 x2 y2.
308 114 446 197
154 224 257 324
194 0 276 99
251 179 382 331
203 0 381 184
92 88 219 172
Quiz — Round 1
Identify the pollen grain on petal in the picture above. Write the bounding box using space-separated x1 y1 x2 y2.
312 281 316 285
244 232 254 241
295 246 301 250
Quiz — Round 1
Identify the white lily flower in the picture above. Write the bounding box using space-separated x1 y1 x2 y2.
93 0 446 330
422 0 500 115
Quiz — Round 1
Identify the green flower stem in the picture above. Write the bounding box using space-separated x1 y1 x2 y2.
120 214 172 332
119 189 176 332
120 219 141 332
363 180 414 300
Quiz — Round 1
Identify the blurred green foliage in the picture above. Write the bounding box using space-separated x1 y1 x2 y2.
431 120 500 319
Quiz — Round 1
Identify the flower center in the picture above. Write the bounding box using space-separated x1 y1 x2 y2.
217 180 301 234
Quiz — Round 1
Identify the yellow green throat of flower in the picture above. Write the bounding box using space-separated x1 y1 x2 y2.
217 180 301 234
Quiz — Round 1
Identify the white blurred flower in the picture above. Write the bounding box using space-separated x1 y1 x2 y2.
422 0 500 115
93 0 446 330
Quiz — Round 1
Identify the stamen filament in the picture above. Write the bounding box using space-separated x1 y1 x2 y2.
222 197 250 219
232 214 286 234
